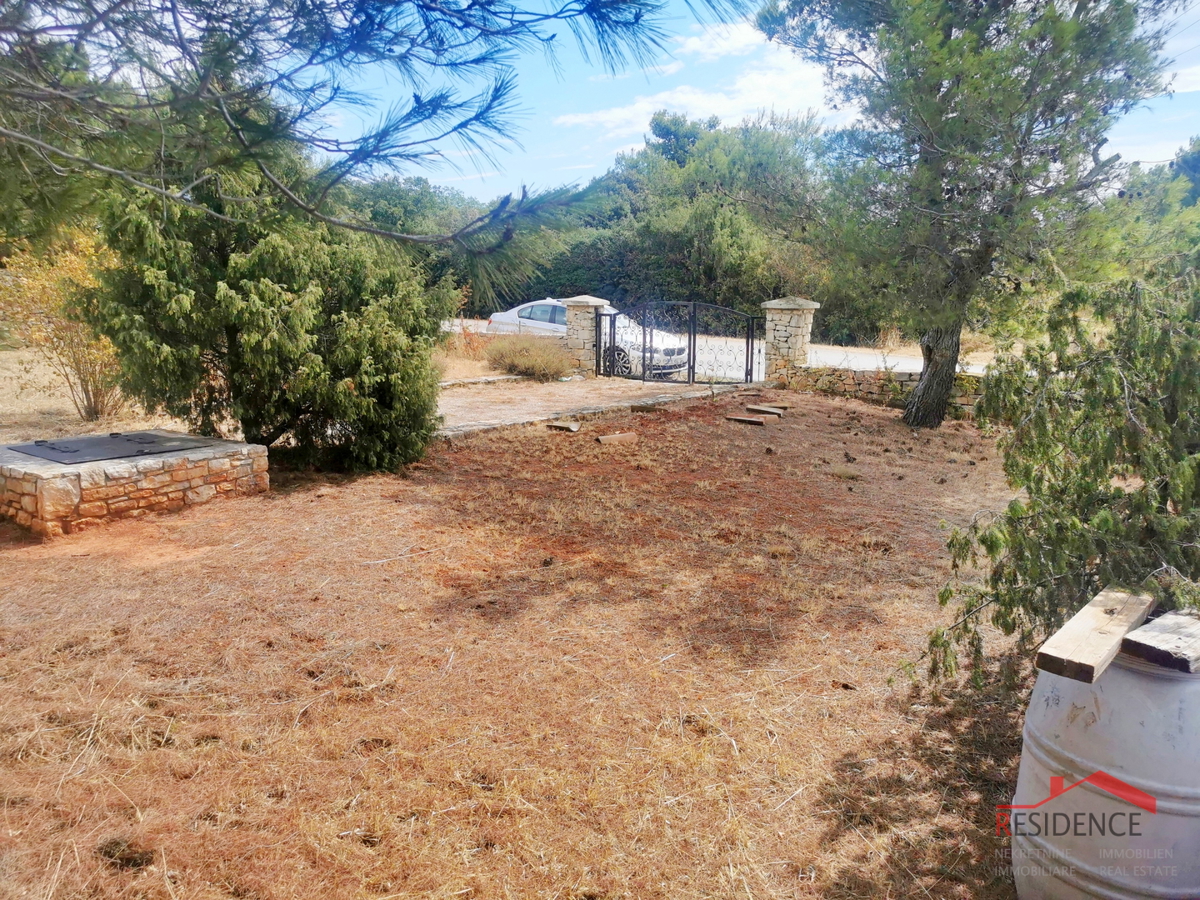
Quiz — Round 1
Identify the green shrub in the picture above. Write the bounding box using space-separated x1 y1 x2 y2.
933 283 1200 679
89 179 459 471
485 335 572 381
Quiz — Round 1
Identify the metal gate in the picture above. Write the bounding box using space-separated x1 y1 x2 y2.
595 301 764 384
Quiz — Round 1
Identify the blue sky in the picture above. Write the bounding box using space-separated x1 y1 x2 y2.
343 1 1200 202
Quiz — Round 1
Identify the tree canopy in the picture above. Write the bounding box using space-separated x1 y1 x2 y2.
0 0 743 256
506 111 823 316
935 280 1200 679
758 0 1173 427
931 146 1200 678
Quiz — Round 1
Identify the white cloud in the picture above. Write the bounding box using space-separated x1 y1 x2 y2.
673 22 765 62
1163 19 1200 93
588 70 634 82
555 43 832 138
1166 65 1200 93
1116 135 1191 164
588 59 686 82
649 60 686 77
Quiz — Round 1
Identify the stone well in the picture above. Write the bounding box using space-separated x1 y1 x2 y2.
1 430 268 537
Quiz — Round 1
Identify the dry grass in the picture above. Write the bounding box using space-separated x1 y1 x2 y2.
0 348 182 443
484 335 572 382
435 330 498 382
0 391 1024 899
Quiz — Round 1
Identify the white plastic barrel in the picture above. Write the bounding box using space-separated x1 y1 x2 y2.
1011 652 1200 899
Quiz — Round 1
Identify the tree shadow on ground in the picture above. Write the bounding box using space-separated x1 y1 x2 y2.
0 517 39 549
265 467 373 496
813 654 1031 899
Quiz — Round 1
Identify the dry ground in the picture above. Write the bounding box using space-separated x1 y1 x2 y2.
0 391 1025 899
1 344 500 444
0 349 181 443
433 328 498 383
3 348 723 442
432 350 493 383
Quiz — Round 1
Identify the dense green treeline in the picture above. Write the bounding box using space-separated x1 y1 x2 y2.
499 111 825 325
501 115 1200 351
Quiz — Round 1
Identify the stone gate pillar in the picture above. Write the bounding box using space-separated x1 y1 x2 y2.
761 297 820 385
562 295 609 376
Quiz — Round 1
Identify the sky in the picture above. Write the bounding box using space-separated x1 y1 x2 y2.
344 1 1200 202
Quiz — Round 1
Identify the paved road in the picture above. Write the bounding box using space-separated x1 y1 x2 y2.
688 337 987 381
809 343 986 375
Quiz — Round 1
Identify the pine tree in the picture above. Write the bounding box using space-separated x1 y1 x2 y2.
1 0 740 257
932 279 1200 678
759 0 1170 427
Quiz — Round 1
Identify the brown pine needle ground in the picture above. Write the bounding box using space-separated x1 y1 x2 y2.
0 390 1023 899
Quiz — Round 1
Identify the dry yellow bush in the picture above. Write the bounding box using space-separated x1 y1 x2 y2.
485 333 572 381
443 326 493 361
0 233 124 421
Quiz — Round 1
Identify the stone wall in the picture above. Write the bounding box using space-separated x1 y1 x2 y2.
788 367 982 417
1 433 268 537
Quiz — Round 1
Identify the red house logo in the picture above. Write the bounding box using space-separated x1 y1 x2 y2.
996 772 1157 837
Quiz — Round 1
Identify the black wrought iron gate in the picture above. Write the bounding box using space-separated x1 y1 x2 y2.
595 301 764 384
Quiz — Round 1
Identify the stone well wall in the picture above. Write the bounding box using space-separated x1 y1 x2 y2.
789 367 983 417
1 431 268 537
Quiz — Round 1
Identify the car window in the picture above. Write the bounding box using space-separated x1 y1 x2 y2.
517 305 534 319
551 305 567 326
524 304 555 323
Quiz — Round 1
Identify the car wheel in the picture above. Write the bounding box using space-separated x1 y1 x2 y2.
604 346 632 377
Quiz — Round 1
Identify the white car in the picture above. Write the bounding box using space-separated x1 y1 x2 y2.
486 298 570 335
487 298 689 376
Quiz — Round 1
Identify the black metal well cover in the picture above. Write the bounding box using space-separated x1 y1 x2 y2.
6 431 217 465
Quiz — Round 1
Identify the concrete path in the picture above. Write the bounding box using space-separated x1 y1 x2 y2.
434 346 987 437
436 378 745 437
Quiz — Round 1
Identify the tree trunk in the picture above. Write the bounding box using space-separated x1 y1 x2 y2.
902 316 964 429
